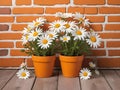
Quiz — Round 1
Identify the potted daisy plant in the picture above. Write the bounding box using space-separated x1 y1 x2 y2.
21 17 58 77
48 12 101 77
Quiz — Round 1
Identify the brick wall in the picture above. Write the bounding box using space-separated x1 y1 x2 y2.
0 0 120 67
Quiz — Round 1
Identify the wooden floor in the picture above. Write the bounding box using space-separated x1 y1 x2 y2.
0 69 120 90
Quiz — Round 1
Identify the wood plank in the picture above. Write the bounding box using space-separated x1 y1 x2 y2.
0 70 16 90
102 70 120 90
115 70 120 77
32 71 58 90
80 71 111 90
2 70 35 90
58 72 80 90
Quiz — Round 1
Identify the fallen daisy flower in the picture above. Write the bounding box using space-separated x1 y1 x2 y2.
95 69 100 75
89 61 96 68
16 69 30 80
79 68 92 80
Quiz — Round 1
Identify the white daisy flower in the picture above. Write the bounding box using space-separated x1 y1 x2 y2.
64 21 77 33
74 12 90 27
79 68 92 80
49 20 65 33
95 69 100 75
83 18 90 27
20 62 27 69
33 17 46 27
46 30 58 40
29 28 43 41
16 69 30 80
89 62 96 68
74 12 84 23
60 35 70 42
22 24 34 35
72 27 87 40
62 13 73 18
55 12 63 17
21 34 30 45
56 12 73 18
86 31 101 48
22 28 31 35
38 35 52 49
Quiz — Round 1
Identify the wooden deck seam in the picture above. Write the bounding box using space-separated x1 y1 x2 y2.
56 71 60 90
79 77 82 90
115 70 120 77
31 77 36 90
1 70 17 90
101 70 113 90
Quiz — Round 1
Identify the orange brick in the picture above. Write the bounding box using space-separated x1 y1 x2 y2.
0 42 14 48
91 24 103 31
97 58 120 67
108 0 120 5
85 7 98 14
0 0 12 6
108 16 120 22
0 24 9 31
86 16 105 22
99 33 120 39
16 41 23 48
74 0 105 5
105 24 120 31
16 16 60 22
0 8 11 14
45 16 60 22
27 58 34 67
16 0 31 5
45 7 66 14
0 49 8 56
83 58 120 67
0 58 24 67
34 0 69 5
98 41 104 48
92 50 106 56
13 8 44 14
0 16 14 22
99 7 120 14
68 7 84 14
10 49 27 56
16 16 39 22
107 41 120 48
108 50 120 56
11 24 27 31
0 33 22 40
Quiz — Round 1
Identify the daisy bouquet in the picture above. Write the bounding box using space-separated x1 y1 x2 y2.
21 12 101 56
48 12 101 56
21 17 58 56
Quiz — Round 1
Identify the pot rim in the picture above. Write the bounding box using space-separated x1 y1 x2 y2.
32 55 56 63
59 55 84 63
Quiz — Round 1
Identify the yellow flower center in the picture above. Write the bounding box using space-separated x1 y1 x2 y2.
33 32 38 36
90 36 96 42
21 72 26 77
25 35 29 40
76 30 82 35
49 34 53 38
79 18 83 21
63 37 67 41
83 72 88 76
42 39 48 44
27 27 31 32
55 24 60 28
34 22 40 27
64 23 70 29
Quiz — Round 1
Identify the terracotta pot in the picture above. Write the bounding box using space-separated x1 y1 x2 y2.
59 55 84 77
32 55 56 78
